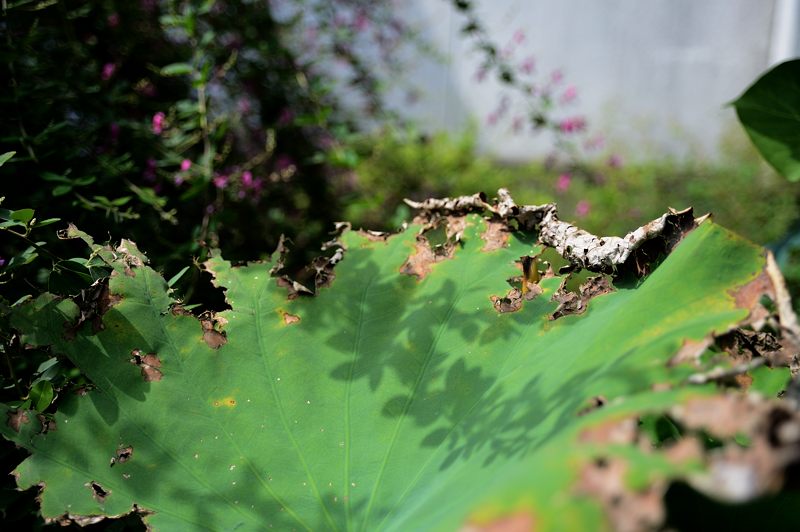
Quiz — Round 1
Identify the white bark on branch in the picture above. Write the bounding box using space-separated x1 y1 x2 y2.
405 188 698 273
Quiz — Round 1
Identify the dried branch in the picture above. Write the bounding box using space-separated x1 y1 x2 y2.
405 188 698 274
686 358 765 385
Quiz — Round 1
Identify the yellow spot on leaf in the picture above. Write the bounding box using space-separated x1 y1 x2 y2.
212 396 237 408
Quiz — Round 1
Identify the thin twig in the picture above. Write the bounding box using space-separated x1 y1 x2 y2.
686 358 765 385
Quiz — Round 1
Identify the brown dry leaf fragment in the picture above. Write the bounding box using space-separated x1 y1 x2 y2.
130 350 163 381
490 292 522 314
115 239 146 278
481 221 510 252
578 416 637 445
110 446 133 467
86 481 109 503
671 394 762 439
51 514 106 527
202 328 225 348
462 511 536 532
552 276 614 320
445 215 469 242
400 236 454 280
670 336 715 366
731 266 773 319
577 458 665 532
718 329 782 363
170 304 192 317
66 280 122 338
551 291 581 319
269 234 291 275
276 276 313 300
7 410 30 433
36 414 57 434
685 399 800 503
664 437 703 465
282 311 301 325
490 284 542 314
308 247 344 290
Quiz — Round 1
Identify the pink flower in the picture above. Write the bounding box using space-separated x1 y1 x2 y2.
556 173 571 192
576 200 591 217
180 159 192 172
513 29 526 44
475 67 488 82
558 116 586 134
520 56 535 75
213 175 228 189
241 170 254 187
173 175 185 186
237 97 251 114
107 13 120 28
607 154 623 168
560 85 577 104
101 63 116 81
487 112 499 126
151 112 166 135
551 70 563 84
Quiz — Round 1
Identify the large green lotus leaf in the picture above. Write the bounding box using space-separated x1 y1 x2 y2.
2 215 767 530
733 59 800 181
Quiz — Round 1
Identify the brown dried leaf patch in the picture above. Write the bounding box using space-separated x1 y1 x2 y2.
481 221 510 252
130 349 163 381
86 481 109 503
115 239 146 277
7 410 30 433
670 394 800 502
400 236 455 280
490 285 542 314
578 416 637 445
37 414 57 434
281 310 301 325
66 280 122 338
577 458 665 532
276 276 313 300
110 445 133 467
201 319 227 349
551 276 614 320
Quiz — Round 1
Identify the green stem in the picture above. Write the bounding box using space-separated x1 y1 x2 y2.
0 227 63 262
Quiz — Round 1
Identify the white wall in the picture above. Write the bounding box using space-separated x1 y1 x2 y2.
391 0 799 161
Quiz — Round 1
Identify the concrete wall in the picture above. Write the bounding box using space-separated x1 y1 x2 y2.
390 0 799 161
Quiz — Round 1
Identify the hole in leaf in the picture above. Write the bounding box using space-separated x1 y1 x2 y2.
110 445 133 467
86 481 109 503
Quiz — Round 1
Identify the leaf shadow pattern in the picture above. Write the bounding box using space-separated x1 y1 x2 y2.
306 244 490 395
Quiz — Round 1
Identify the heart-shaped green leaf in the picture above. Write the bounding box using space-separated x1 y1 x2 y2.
1 216 777 529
